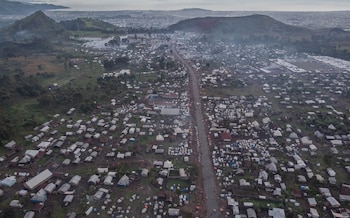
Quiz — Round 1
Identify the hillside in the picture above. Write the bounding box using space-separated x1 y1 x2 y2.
0 11 128 44
60 17 119 33
1 11 65 42
0 0 68 15
169 14 350 60
169 14 312 42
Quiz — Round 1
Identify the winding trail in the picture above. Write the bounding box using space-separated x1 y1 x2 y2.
171 43 220 218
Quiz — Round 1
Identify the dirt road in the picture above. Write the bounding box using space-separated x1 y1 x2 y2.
172 44 220 218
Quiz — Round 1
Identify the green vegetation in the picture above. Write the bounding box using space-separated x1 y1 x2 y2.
71 164 96 175
60 18 123 33
50 202 69 218
0 13 109 145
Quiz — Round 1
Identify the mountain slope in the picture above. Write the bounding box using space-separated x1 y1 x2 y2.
60 17 119 32
169 14 312 41
169 14 350 60
3 10 65 41
0 0 68 15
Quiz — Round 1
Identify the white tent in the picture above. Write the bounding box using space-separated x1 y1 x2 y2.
262 117 271 124
117 175 130 187
0 176 16 187
266 162 277 173
252 120 260 129
156 134 164 142
258 170 268 181
163 160 173 169
69 175 81 186
289 132 298 139
273 130 282 137
141 168 149 177
88 174 100 185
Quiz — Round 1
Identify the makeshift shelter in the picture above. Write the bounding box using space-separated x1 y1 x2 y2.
44 183 56 194
4 140 16 149
247 208 257 218
58 183 71 194
0 176 16 187
266 162 277 173
289 132 298 139
273 130 282 137
63 195 74 205
88 174 100 185
141 168 149 177
268 208 285 218
69 175 82 186
117 175 130 187
327 196 341 208
168 208 180 216
156 134 164 142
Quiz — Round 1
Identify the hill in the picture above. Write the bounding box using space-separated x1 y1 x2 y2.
0 0 68 15
0 11 125 43
169 14 312 42
169 14 350 60
60 17 119 33
2 10 65 42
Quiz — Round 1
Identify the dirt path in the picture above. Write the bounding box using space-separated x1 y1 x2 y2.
172 43 220 218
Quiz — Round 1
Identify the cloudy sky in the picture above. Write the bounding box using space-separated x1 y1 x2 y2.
24 0 350 11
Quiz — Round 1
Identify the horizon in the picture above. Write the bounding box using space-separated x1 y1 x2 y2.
13 0 350 12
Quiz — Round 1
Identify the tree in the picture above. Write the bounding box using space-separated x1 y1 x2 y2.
72 92 84 103
38 94 54 106
103 59 115 70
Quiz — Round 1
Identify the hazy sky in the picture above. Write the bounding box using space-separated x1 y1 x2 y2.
26 0 350 11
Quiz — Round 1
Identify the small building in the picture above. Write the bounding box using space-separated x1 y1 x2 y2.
24 150 39 158
62 159 71 166
156 134 164 142
9 200 22 208
326 196 341 208
160 108 180 116
93 188 109 200
69 175 81 186
268 208 285 218
58 183 71 194
88 175 100 185
247 208 257 218
163 160 173 169
309 208 320 218
308 198 317 207
117 175 130 187
103 175 114 185
24 169 53 190
319 187 331 197
67 212 76 218
63 195 74 206
4 140 16 150
44 183 56 194
0 176 16 187
327 168 336 177
168 208 180 216
141 168 149 177
31 189 47 203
